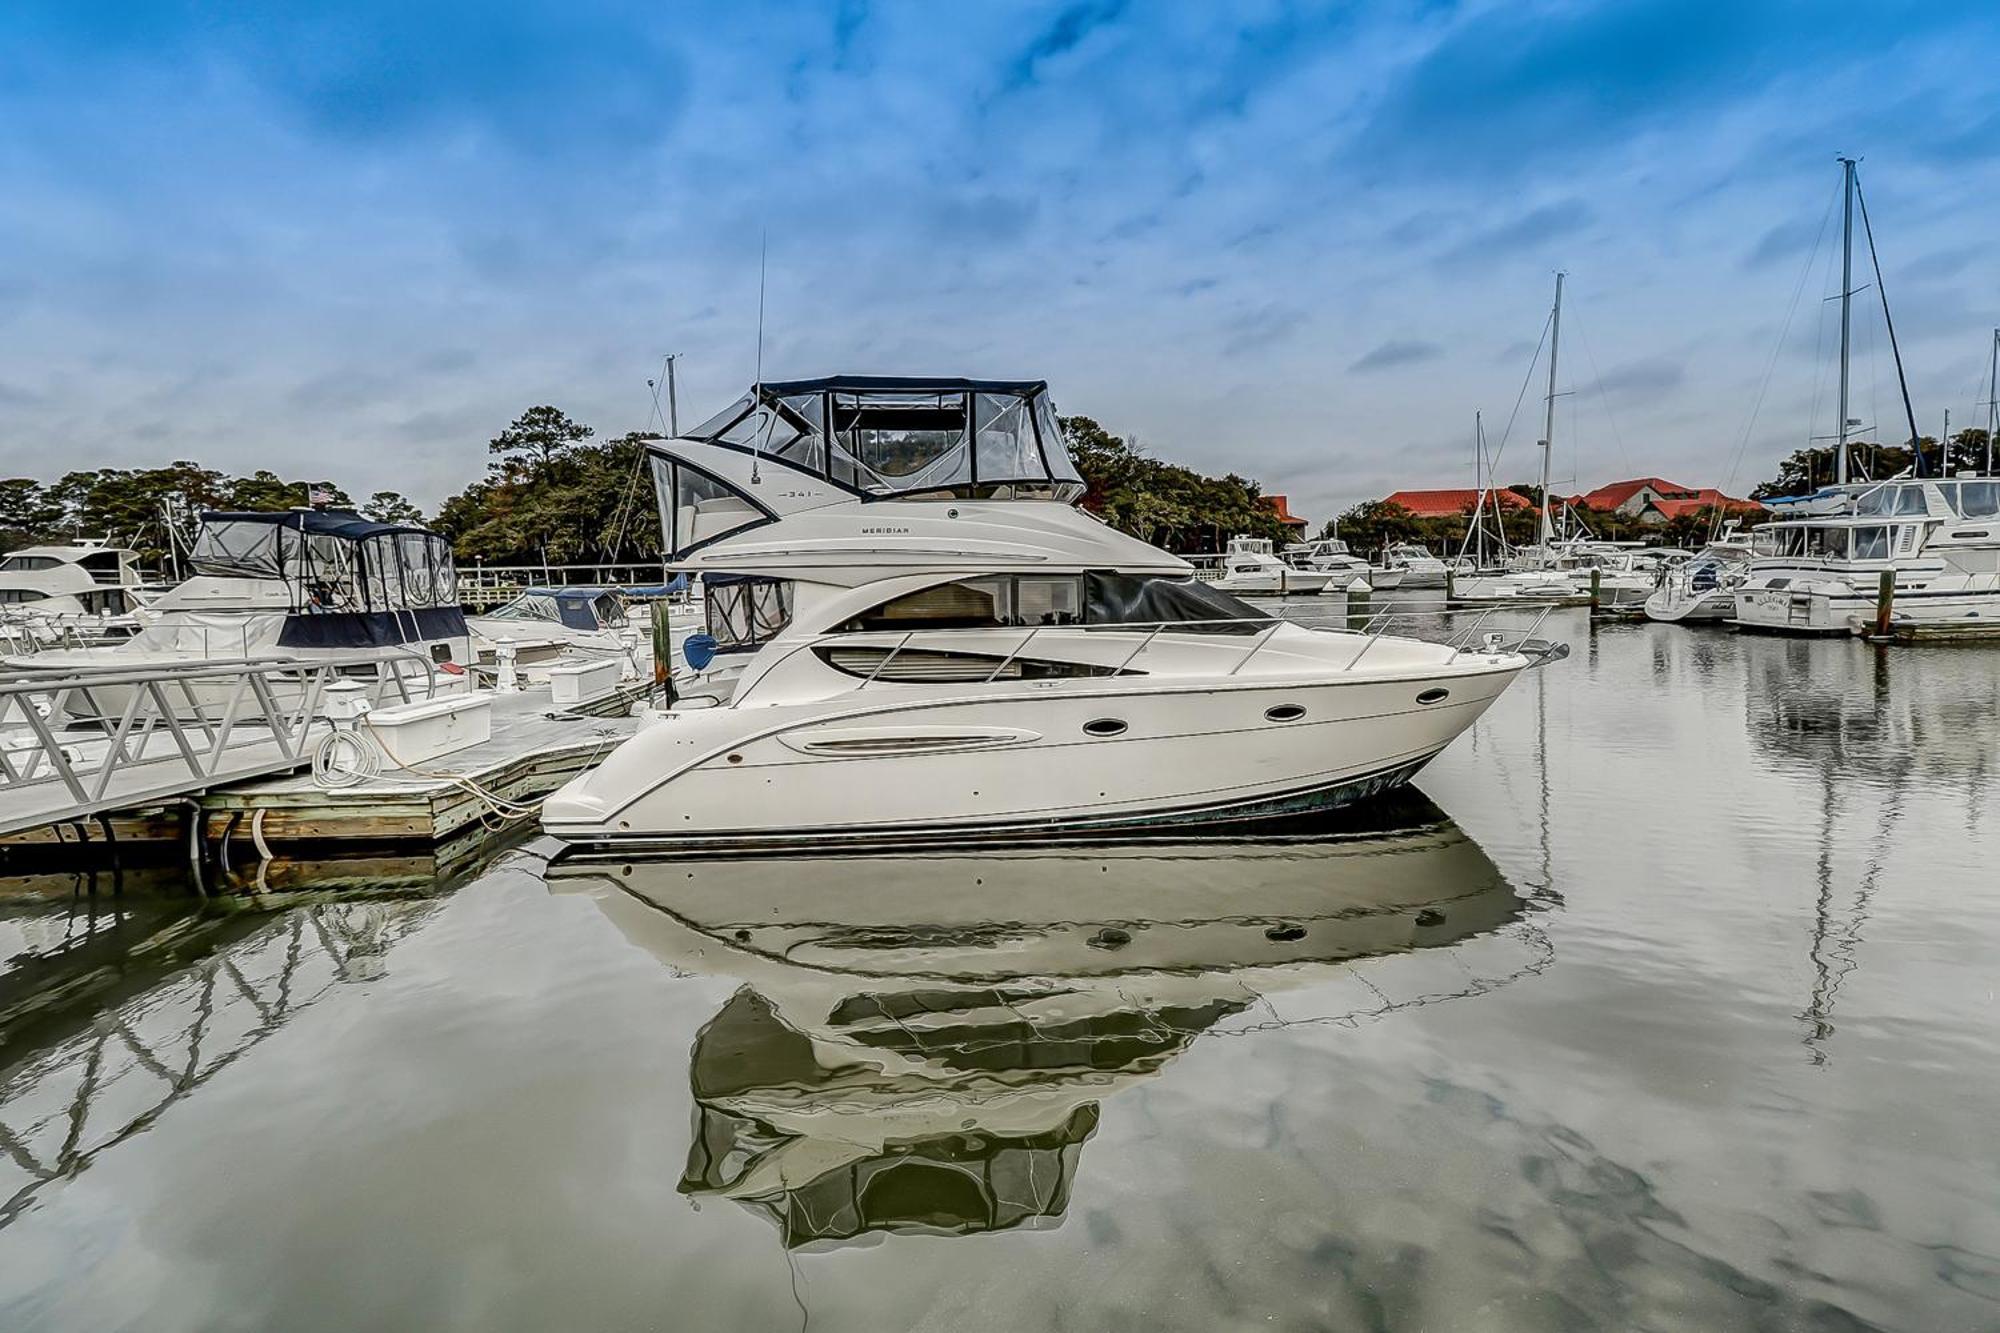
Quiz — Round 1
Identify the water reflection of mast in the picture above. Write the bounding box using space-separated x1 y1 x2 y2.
0 900 434 1229
1798 648 1909 1065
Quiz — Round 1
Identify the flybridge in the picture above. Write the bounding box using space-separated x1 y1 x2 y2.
674 376 1085 502
650 375 1094 561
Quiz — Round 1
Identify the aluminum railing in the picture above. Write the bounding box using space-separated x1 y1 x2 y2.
726 600 1571 703
456 563 684 608
0 653 444 837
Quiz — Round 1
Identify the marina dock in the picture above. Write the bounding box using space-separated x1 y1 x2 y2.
0 675 651 880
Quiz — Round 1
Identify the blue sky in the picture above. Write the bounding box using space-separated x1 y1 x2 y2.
3 1 1998 524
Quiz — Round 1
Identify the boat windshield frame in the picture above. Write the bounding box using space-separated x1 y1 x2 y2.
188 510 459 615
676 376 1088 505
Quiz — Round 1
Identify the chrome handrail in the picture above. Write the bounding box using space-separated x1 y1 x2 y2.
719 598 1575 702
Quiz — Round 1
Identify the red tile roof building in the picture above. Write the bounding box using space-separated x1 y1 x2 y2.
1260 494 1309 532
1381 488 1536 518
1557 477 1763 524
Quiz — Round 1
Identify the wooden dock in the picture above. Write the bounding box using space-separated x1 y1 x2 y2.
0 681 649 882
1860 620 2000 645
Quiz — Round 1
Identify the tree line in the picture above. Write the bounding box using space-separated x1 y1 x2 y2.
0 406 1295 567
15 404 1943 569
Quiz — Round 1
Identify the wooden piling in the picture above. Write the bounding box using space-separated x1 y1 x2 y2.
1589 568 1601 610
1346 578 1371 631
1874 568 1895 638
652 601 674 687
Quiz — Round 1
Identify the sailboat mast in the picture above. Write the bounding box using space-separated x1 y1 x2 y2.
1538 272 1563 556
1836 157 1855 486
1988 327 1998 476
1473 410 1485 568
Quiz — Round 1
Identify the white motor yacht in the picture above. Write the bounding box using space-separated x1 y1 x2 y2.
540 375 1549 851
1284 537 1372 583
1645 537 1751 623
1199 535 1337 596
1734 477 2000 633
0 540 149 635
1377 542 1448 589
13 509 471 717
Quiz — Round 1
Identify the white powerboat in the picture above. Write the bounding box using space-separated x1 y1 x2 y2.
0 540 149 637
540 375 1547 850
1377 542 1448 589
11 509 471 717
1284 537 1372 583
1645 537 1751 623
1734 477 2000 633
1198 535 1337 596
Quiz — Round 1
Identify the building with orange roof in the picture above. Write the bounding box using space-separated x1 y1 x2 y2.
1260 494 1309 534
1381 488 1536 518
1556 477 1763 524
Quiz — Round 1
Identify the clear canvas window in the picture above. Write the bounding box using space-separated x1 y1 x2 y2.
705 577 793 650
831 391 971 494
654 458 768 559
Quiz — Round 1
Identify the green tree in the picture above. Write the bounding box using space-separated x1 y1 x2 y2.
1060 414 1289 552
362 490 425 525
490 405 593 471
0 478 64 551
226 470 303 510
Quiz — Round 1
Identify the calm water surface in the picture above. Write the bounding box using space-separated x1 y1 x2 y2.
1 611 1996 1331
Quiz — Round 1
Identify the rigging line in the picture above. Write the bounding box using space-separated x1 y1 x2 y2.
1720 178 1839 503
1566 304 1634 482
645 355 670 434
1804 207 1838 466
1481 307 1556 486
1852 169 1922 460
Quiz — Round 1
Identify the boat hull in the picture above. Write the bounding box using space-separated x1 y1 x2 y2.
1213 571 1337 596
543 662 1524 851
1736 579 2000 635
1643 586 1734 622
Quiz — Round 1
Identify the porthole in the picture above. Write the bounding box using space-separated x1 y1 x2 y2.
1416 688 1450 706
1082 717 1128 738
1264 703 1307 722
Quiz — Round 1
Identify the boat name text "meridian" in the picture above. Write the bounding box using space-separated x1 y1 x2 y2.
860 526 911 534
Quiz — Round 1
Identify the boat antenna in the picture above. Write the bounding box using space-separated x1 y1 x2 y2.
751 230 767 484
1851 162 1921 475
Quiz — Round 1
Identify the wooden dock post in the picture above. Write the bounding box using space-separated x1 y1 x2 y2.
1874 569 1895 638
652 601 673 688
1589 568 1601 611
1444 566 1455 601
1346 577 1371 631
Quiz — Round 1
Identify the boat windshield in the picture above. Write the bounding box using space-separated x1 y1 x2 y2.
189 511 457 614
682 376 1086 504
841 573 1270 635
483 590 625 632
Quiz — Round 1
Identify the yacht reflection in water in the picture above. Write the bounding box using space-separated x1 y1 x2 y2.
550 796 1545 1251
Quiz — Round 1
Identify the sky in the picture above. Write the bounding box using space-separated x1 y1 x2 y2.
2 0 1998 526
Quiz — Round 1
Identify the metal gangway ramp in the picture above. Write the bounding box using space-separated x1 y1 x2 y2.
0 655 439 839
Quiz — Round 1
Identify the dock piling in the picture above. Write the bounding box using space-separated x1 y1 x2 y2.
1875 569 1895 637
652 602 674 692
1346 578 1371 631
